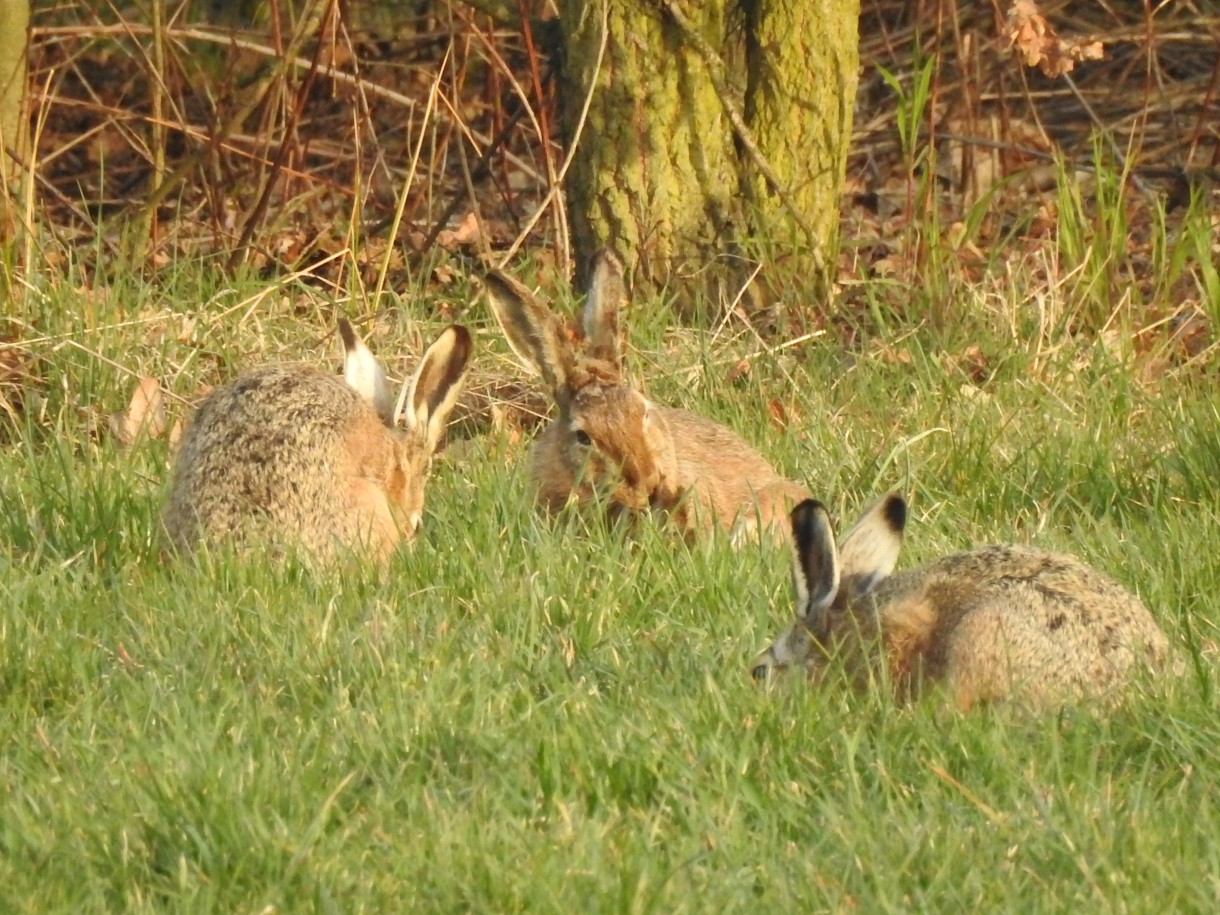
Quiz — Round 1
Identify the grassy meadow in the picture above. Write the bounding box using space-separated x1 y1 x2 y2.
3 208 1220 913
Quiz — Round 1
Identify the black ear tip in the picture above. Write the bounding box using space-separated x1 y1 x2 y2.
448 324 474 365
882 494 907 533
791 498 825 526
337 316 357 351
790 499 830 555
482 270 520 299
449 324 473 349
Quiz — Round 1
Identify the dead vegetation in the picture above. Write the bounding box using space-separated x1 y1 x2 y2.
2 0 1218 440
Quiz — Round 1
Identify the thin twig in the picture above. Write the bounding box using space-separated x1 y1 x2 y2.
411 103 527 254
33 21 546 184
228 0 336 270
372 44 449 313
515 0 567 262
1061 72 1153 195
496 1 610 269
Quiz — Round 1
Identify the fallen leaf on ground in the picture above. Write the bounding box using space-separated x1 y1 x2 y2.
108 376 167 447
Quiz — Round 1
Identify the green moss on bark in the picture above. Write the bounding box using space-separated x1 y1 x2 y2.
555 0 859 313
557 2 742 300
0 0 26 165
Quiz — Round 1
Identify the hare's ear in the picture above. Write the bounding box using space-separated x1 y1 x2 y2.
484 270 573 398
582 248 625 367
836 493 906 600
339 317 395 425
402 325 473 450
790 500 840 643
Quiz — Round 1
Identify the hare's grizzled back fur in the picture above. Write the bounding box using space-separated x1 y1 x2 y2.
162 322 471 562
483 250 808 543
752 495 1176 709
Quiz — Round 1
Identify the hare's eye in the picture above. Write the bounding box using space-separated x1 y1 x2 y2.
573 429 593 447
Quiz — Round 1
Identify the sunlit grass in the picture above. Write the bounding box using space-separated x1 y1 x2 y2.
1 240 1218 913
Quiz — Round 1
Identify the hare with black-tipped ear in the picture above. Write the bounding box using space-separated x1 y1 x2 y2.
752 494 1178 709
162 319 472 563
483 250 809 545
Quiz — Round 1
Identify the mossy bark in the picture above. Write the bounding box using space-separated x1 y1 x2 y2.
0 0 29 302
555 0 858 312
743 0 859 268
0 0 27 167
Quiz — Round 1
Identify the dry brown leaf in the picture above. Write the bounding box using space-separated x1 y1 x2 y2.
766 398 790 431
177 315 198 345
116 642 141 671
405 229 428 252
437 212 482 251
1007 0 1104 78
871 342 913 365
942 344 989 383
0 339 37 421
432 263 458 287
108 376 167 447
725 358 751 383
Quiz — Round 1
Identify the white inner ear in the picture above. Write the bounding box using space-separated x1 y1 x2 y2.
795 541 840 622
343 329 394 425
789 502 841 634
836 496 905 596
393 376 412 430
791 570 811 619
399 326 472 448
582 249 625 365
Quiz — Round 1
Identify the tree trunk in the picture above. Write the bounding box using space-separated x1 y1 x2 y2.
0 0 30 261
554 0 858 313
0 0 27 165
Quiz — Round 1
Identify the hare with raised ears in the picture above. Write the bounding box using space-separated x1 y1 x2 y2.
751 495 1177 709
162 320 473 562
483 250 808 544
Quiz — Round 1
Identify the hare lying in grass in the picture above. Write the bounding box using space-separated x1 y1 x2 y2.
751 494 1177 709
483 250 808 544
162 319 472 562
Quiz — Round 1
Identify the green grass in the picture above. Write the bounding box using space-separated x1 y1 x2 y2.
2 251 1219 913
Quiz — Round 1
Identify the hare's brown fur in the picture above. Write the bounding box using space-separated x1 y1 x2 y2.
836 545 1173 708
485 251 808 543
753 496 1177 709
162 324 470 563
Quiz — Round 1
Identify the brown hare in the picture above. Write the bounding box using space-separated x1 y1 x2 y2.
162 319 472 562
752 494 1177 709
483 250 808 544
